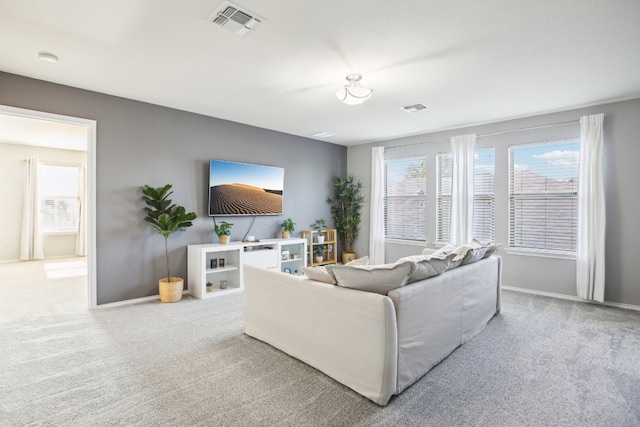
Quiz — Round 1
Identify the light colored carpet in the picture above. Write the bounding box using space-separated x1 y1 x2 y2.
1 259 639 426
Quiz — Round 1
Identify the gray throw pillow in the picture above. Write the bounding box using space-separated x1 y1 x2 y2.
325 260 417 295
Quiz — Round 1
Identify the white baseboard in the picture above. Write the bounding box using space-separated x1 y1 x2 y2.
93 290 190 310
502 286 640 312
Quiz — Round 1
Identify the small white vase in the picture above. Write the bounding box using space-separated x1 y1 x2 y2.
317 235 325 244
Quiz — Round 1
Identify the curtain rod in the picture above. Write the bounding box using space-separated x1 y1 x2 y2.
384 119 580 151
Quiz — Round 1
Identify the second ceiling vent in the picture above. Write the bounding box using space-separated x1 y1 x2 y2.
401 103 430 114
211 1 266 36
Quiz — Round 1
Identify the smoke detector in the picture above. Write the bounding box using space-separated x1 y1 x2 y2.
401 103 430 113
211 1 266 36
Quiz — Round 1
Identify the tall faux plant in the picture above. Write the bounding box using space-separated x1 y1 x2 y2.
142 184 197 282
327 174 365 253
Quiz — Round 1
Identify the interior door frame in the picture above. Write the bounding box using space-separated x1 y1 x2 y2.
0 104 97 309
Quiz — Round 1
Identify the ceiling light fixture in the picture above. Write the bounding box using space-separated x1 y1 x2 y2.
38 52 58 63
335 74 372 105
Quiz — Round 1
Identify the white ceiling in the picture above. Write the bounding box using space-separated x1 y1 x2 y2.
0 0 639 146
0 114 87 151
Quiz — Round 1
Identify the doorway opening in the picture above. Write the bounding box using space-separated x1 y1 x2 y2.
0 105 97 309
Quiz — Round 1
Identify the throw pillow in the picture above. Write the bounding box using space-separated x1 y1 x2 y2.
472 238 501 258
302 266 334 284
458 245 488 265
346 255 369 266
325 260 417 295
399 254 453 283
429 243 457 259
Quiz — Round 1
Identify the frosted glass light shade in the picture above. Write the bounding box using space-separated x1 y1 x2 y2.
336 74 373 105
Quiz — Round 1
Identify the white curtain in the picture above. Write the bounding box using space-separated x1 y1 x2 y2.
75 163 87 256
20 158 44 260
369 147 385 264
450 134 476 245
577 114 606 302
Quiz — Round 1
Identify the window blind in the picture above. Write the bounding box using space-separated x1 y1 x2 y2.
40 164 81 233
509 139 580 252
384 157 427 241
437 148 495 243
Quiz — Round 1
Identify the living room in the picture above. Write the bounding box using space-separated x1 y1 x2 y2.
1 1 639 425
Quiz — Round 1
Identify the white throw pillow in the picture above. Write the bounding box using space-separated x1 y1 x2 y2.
325 260 417 295
346 255 369 266
302 266 334 284
429 243 457 259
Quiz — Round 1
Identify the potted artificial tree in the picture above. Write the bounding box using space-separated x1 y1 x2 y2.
281 218 295 239
327 174 365 264
142 184 197 303
214 221 233 244
310 218 327 243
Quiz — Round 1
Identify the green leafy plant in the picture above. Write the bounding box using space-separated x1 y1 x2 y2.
214 221 233 237
310 218 327 232
281 218 295 233
142 184 197 281
326 174 365 253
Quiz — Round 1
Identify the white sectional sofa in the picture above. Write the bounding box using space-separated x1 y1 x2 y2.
243 254 502 406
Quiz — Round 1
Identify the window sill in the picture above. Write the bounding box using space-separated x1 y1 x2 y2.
505 247 576 260
385 238 429 246
44 231 79 236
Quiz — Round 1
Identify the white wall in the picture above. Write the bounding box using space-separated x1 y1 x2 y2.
0 142 86 261
348 98 640 307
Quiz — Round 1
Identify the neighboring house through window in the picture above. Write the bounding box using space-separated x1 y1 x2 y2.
384 156 427 241
508 139 580 253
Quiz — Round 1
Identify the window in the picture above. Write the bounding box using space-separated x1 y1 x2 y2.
436 148 495 242
509 139 579 253
39 164 81 233
384 157 427 241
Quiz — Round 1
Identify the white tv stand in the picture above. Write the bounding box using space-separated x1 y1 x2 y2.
187 238 307 299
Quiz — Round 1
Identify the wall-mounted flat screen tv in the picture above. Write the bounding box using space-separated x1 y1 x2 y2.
208 159 284 216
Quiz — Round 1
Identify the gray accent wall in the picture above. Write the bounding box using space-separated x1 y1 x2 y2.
348 98 640 307
0 72 346 305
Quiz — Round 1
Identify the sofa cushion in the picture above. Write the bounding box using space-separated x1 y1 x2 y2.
302 266 334 284
399 254 454 283
325 260 417 295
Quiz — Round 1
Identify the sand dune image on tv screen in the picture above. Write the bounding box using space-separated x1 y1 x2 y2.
209 183 282 215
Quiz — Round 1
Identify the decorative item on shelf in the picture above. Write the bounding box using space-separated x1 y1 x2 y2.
214 221 233 244
310 219 327 243
313 245 325 264
219 280 228 290
206 282 213 292
219 258 225 268
281 250 290 261
142 184 197 303
210 258 218 269
283 267 292 274
280 218 295 239
327 174 365 264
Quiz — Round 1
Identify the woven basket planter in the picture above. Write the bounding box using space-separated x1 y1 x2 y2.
159 277 184 303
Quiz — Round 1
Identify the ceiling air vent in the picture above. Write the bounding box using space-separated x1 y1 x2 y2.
211 1 266 36
401 103 430 113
